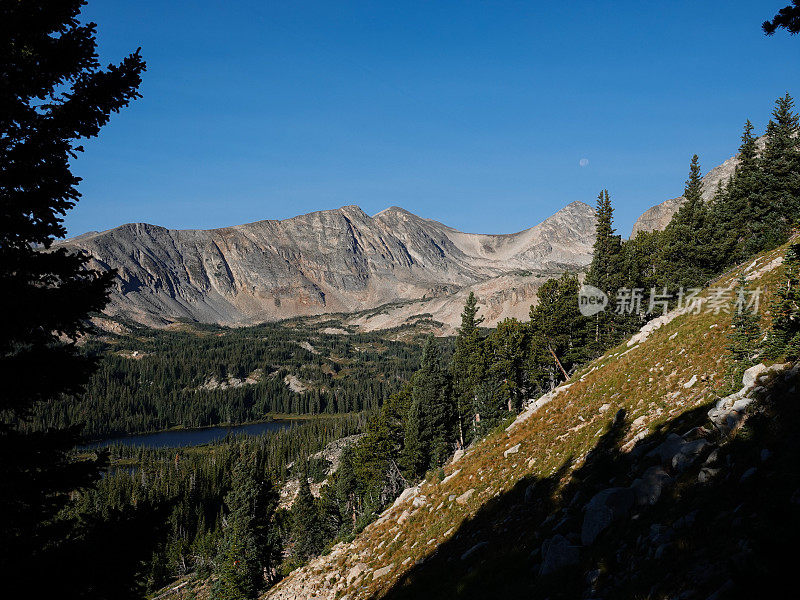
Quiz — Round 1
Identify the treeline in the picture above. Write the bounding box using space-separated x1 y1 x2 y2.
27 322 423 437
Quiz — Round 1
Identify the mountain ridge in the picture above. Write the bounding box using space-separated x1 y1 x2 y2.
59 201 596 330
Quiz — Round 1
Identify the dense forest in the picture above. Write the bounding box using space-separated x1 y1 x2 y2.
26 321 426 438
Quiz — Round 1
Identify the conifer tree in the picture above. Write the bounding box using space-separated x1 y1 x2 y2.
763 2 800 35
0 1 145 594
484 318 530 413
767 242 800 360
710 120 762 264
658 155 713 289
724 275 763 391
529 274 591 385
213 457 280 599
586 190 623 294
451 292 484 447
290 472 324 561
756 94 800 252
403 336 454 476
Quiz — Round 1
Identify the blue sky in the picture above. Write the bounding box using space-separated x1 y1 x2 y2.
65 0 800 238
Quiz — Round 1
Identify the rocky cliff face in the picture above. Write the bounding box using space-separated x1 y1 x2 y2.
58 202 596 328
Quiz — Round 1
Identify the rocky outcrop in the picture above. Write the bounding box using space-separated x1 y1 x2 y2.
58 202 596 329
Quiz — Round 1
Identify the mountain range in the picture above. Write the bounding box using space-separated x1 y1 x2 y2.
60 145 746 332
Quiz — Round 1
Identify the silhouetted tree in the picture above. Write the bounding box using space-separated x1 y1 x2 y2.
0 0 145 595
763 1 800 35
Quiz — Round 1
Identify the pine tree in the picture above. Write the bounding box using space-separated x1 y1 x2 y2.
451 292 484 447
213 456 280 599
767 241 800 360
484 318 530 414
290 472 323 561
586 190 623 294
403 336 454 476
0 1 145 594
529 273 592 386
724 275 763 391
658 155 713 289
756 94 800 252
710 120 762 265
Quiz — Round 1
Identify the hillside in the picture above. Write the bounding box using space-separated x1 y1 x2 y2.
56 202 595 330
236 242 798 600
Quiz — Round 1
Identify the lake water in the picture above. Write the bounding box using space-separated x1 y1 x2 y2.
86 420 299 449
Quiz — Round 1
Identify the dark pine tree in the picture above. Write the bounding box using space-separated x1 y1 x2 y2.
213 456 280 600
767 241 800 360
756 94 800 252
724 275 763 392
404 335 454 476
0 1 145 595
290 473 324 562
658 154 713 289
450 292 484 447
763 2 800 35
710 119 762 264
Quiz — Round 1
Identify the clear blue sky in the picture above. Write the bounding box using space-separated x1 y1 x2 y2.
64 0 800 238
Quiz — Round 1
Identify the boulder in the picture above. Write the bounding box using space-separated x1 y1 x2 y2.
581 487 635 545
630 466 672 506
539 534 580 575
742 363 767 388
671 439 709 472
647 433 685 464
460 541 489 561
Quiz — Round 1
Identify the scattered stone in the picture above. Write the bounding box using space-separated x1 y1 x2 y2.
442 469 461 484
456 489 475 505
698 467 721 484
581 487 635 545
739 467 757 483
461 541 488 561
630 466 672 506
539 534 580 575
683 375 698 388
347 563 368 583
504 443 521 458
742 364 767 388
599 403 611 413
372 564 393 579
397 510 410 525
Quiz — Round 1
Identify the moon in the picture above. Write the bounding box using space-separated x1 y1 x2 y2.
579 158 589 167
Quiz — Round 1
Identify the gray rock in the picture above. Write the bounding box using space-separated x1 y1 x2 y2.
455 489 475 505
581 487 635 545
460 541 488 562
698 467 721 483
739 467 757 483
372 564 393 579
539 534 580 575
672 439 709 472
630 466 672 506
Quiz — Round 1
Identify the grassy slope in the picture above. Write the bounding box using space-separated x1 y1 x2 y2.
256 241 794 600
